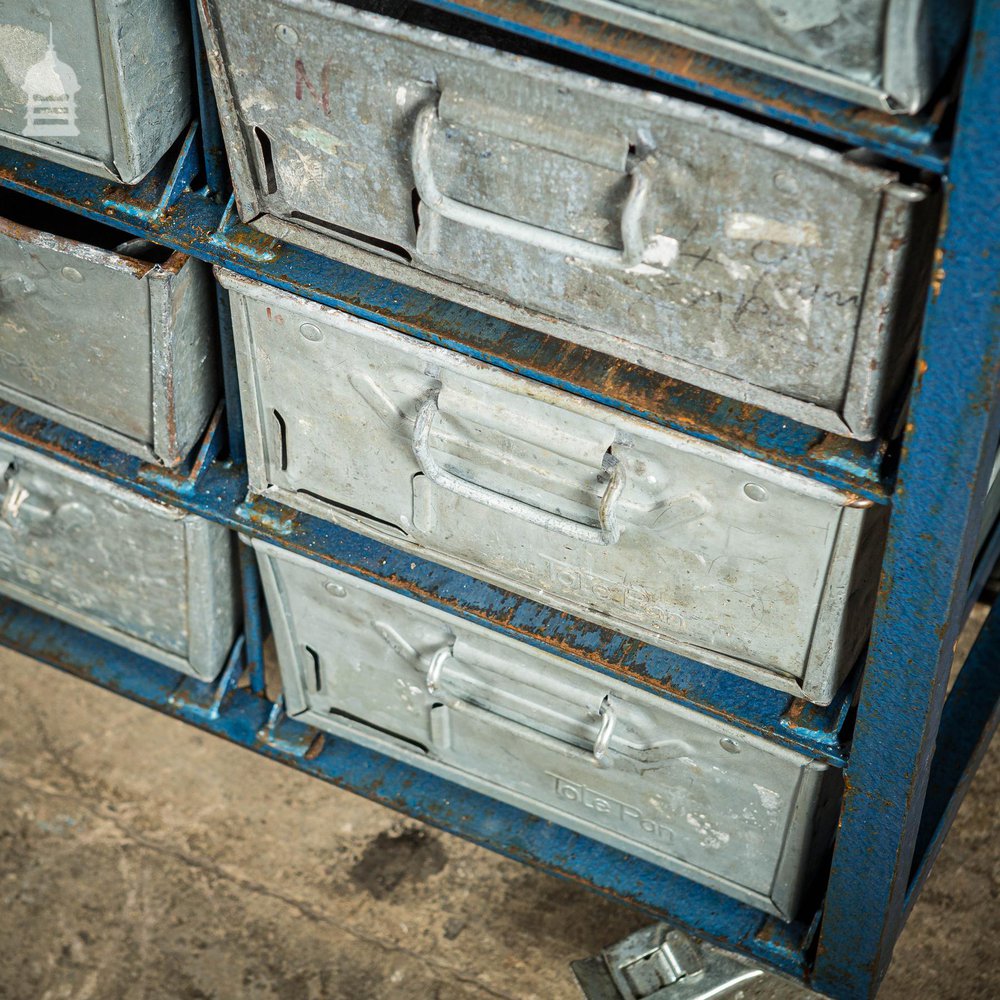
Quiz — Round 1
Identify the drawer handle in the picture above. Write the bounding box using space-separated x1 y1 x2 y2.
374 622 455 696
0 479 30 528
0 465 89 534
425 643 452 695
412 391 625 545
411 102 654 269
426 647 618 765
593 695 616 762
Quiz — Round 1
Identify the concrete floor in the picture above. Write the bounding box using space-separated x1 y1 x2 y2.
0 640 996 1000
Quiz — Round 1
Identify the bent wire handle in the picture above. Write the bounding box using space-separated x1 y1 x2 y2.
374 621 454 695
410 101 653 268
425 644 452 695
0 461 32 529
412 391 626 546
592 694 616 762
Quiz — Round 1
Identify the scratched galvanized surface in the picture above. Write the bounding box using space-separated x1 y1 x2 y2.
0 0 193 183
225 268 886 703
0 141 895 503
0 192 219 467
255 540 843 920
813 1 1000 995
403 0 954 170
203 0 935 439
0 438 240 681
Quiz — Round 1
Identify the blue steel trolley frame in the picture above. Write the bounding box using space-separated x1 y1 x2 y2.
0 1 996 996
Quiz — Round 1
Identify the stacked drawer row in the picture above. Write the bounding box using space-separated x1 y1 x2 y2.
0 0 977 926
0 3 237 681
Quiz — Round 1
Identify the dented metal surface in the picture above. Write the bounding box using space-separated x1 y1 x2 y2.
223 269 888 704
0 202 219 467
0 437 239 680
513 0 970 113
0 0 193 184
255 539 843 920
201 0 936 440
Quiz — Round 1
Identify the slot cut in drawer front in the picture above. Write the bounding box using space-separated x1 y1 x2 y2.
0 440 240 680
223 269 889 706
0 198 219 468
535 0 970 113
0 0 193 183
255 540 843 920
201 0 936 440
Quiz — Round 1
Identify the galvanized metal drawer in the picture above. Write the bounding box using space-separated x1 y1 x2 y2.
0 192 218 467
537 0 969 113
255 539 842 920
201 0 935 440
222 269 888 705
0 0 192 183
0 440 239 680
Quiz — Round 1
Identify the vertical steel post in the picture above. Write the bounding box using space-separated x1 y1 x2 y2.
188 0 230 196
812 4 1000 996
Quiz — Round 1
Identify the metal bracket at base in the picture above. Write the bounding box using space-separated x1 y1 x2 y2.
572 923 772 1000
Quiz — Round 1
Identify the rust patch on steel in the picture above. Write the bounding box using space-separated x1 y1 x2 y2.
843 494 876 509
304 733 325 760
784 698 807 725
930 248 946 299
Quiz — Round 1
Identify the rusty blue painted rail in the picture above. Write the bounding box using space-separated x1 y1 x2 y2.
0 1 996 997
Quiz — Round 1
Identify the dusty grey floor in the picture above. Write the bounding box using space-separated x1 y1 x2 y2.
0 640 996 1000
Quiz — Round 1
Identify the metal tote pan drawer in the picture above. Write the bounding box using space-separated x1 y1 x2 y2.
0 0 193 183
255 541 842 921
223 270 888 705
0 440 239 681
0 193 218 468
201 0 934 440
540 0 970 113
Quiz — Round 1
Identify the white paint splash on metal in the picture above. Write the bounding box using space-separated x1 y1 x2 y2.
686 812 732 849
287 119 343 158
715 251 752 281
754 784 782 812
725 213 821 246
642 234 680 267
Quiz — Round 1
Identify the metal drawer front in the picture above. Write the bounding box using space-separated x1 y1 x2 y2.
223 270 888 705
0 441 239 680
0 202 218 467
201 0 933 440
0 0 192 183
256 541 842 920
539 0 970 113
